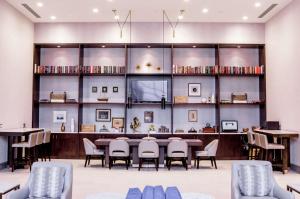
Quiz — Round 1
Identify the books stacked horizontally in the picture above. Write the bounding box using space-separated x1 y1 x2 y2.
219 65 264 75
173 65 218 75
34 65 79 74
81 65 126 74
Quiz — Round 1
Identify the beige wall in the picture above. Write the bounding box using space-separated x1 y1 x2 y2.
0 0 34 164
266 0 300 166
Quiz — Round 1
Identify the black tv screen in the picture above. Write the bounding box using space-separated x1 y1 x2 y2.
131 80 168 102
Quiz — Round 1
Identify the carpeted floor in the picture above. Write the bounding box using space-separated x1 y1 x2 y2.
0 159 299 199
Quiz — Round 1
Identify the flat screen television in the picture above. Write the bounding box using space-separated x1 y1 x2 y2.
130 80 168 103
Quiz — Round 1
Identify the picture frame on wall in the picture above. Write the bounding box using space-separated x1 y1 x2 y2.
96 109 111 122
113 86 118 93
188 110 198 122
112 117 124 128
144 111 154 123
102 86 108 93
188 83 201 97
92 86 98 93
53 111 67 123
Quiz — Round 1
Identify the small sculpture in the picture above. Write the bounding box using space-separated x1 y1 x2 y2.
61 123 66 132
130 117 141 133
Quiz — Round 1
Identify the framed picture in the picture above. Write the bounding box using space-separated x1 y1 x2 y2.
102 86 108 93
92 86 97 93
96 109 111 122
144 111 154 123
112 117 124 128
188 110 198 122
188 83 201 97
113 86 118 93
53 111 66 123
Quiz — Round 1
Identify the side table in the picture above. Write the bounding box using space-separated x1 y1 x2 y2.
287 184 300 194
0 183 20 199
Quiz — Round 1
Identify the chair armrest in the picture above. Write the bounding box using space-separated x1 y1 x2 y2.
6 187 29 199
273 182 294 199
60 183 72 199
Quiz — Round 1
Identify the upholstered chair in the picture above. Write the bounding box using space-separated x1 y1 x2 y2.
11 133 38 172
42 131 51 161
83 138 105 167
7 162 73 199
138 140 159 171
231 160 294 199
259 134 285 162
195 139 219 169
167 140 188 170
35 132 44 161
109 139 130 169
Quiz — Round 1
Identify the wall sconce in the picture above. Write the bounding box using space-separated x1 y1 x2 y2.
112 9 131 38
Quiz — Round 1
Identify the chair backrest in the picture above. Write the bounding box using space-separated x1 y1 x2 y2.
167 140 188 157
138 140 159 158
43 131 51 143
142 137 157 140
28 133 38 147
254 133 261 147
247 132 255 145
204 139 219 156
168 137 182 140
109 139 129 156
36 132 44 145
83 138 96 155
259 134 269 149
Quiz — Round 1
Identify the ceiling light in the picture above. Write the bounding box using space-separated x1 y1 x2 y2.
183 0 190 2
57 45 61 48
92 8 99 13
101 45 106 48
114 15 120 20
36 2 43 7
237 45 241 48
107 0 113 2
50 16 56 20
147 45 151 48
254 2 261 7
202 8 209 13
192 45 197 48
242 16 248 20
178 15 184 20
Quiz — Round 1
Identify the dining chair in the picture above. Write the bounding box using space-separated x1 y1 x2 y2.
83 138 105 167
167 140 188 170
138 140 159 171
195 139 219 169
109 139 130 169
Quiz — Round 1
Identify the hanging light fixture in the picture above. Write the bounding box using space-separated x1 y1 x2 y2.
163 9 185 38
112 9 131 38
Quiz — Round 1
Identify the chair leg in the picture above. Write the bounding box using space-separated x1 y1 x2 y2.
184 158 188 170
138 158 142 171
210 157 214 167
84 156 88 167
197 157 200 169
155 158 159 171
213 157 217 169
168 158 171 170
101 156 104 167
11 147 15 172
88 155 91 165
109 157 112 169
126 158 129 170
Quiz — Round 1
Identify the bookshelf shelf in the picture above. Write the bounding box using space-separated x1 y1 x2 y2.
80 73 125 77
34 73 80 77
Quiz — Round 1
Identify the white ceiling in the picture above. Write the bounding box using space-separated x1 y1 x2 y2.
6 0 292 23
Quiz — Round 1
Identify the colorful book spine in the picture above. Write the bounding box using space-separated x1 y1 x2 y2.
34 65 79 74
80 65 126 74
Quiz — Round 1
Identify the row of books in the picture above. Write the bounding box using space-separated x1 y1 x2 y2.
172 65 265 75
173 65 218 74
81 65 126 74
34 65 79 74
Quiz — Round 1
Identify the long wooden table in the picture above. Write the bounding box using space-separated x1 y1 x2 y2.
95 138 203 168
0 128 44 168
254 129 299 174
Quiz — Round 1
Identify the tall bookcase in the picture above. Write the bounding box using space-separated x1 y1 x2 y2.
32 43 266 135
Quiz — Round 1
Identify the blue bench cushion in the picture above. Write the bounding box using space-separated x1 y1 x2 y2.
142 186 154 199
166 187 182 199
126 188 142 199
154 186 165 199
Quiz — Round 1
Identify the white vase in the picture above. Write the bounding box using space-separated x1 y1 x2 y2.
71 118 75 132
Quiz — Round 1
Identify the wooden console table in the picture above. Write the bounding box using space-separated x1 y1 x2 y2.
254 129 299 174
95 138 203 168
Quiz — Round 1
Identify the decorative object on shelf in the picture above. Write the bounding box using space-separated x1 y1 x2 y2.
127 96 132 108
221 120 238 132
80 124 96 132
136 65 141 70
174 96 188 104
102 86 108 93
202 123 216 133
50 91 66 103
60 123 65 132
53 111 66 123
113 87 118 93
92 86 97 93
99 125 109 132
97 97 109 102
130 117 141 133
148 124 156 134
188 83 201 97
175 129 184 133
188 110 198 122
242 128 249 133
71 118 75 132
158 125 169 133
112 9 131 38
208 97 211 103
220 99 231 103
112 117 124 129
211 94 216 103
144 111 154 123
161 95 166 109
156 66 161 71
232 93 248 103
96 109 111 122
188 127 197 133
146 62 152 67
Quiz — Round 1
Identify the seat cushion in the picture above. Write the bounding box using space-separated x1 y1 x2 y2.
93 149 104 155
169 151 186 158
140 152 157 158
195 151 208 157
29 166 65 198
12 142 30 148
267 144 285 150
238 165 273 197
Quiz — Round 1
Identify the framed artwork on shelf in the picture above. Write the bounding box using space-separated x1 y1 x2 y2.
188 110 198 122
112 117 124 128
53 111 67 123
113 86 118 93
92 86 98 93
144 111 154 123
102 86 108 93
188 83 201 97
96 109 111 122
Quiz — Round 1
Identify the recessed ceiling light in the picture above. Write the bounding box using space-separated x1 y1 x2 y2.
107 0 113 2
178 15 184 20
237 45 241 48
50 16 56 20
114 15 120 20
36 2 43 7
202 8 209 13
183 0 190 2
92 8 99 13
101 45 106 48
242 16 248 20
147 45 151 48
192 45 197 48
57 45 61 48
254 2 261 7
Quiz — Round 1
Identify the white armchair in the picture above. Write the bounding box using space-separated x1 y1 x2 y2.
7 162 73 199
195 139 219 169
83 138 105 167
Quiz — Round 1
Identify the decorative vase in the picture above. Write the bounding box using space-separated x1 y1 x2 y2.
61 123 65 132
